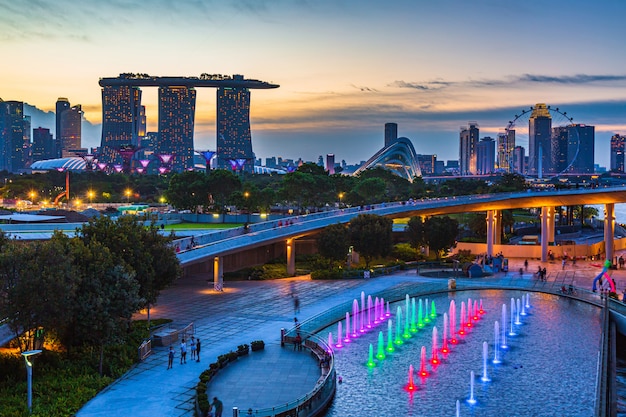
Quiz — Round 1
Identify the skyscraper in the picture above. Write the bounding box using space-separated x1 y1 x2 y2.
459 122 479 175
326 154 335 174
528 103 552 176
513 146 525 175
0 100 25 172
216 76 253 172
157 86 196 172
476 137 495 175
384 122 398 147
60 104 83 157
55 97 70 158
23 115 31 167
99 85 143 167
567 124 594 174
32 127 55 163
551 126 569 174
610 134 625 173
497 130 515 172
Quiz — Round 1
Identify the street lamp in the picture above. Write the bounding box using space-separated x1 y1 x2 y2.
21 350 42 413
338 192 344 207
125 189 132 204
87 190 95 207
243 191 250 223
28 191 36 205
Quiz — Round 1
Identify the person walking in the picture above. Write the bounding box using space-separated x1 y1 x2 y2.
212 397 223 417
180 339 187 364
524 259 528 271
294 296 301 314
196 338 201 362
190 336 196 360
167 346 175 369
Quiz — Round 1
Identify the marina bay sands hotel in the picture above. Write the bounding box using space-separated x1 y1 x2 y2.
98 73 279 172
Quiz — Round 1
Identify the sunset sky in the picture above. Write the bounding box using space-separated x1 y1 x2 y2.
1 0 626 167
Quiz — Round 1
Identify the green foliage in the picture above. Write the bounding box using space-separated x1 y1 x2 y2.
348 214 393 268
311 268 344 280
391 243 419 262
424 216 460 260
165 170 210 211
250 340 265 351
317 223 350 266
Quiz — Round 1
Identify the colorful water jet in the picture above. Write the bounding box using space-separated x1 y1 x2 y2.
481 341 491 382
376 331 386 360
418 299 425 328
430 326 440 365
344 313 351 343
515 298 522 324
366 343 376 367
336 322 343 348
441 312 450 354
410 298 417 333
500 304 508 349
419 346 428 377
459 302 466 335
509 298 516 336
424 298 431 323
386 320 395 353
395 307 404 345
493 321 501 364
467 370 477 404
430 300 437 318
406 364 416 391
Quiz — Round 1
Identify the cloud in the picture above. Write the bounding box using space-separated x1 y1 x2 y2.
515 74 626 84
388 80 451 90
350 84 378 92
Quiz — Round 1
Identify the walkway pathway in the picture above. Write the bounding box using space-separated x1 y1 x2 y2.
76 256 626 417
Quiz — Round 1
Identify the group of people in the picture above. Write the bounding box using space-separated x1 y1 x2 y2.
167 336 202 369
536 266 548 281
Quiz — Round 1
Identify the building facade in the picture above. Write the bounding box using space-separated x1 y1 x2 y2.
459 122 479 175
60 104 83 157
384 122 398 148
99 85 143 167
216 79 253 172
32 127 56 163
156 86 196 172
476 137 495 175
610 134 625 173
0 100 25 172
497 130 515 172
528 103 552 177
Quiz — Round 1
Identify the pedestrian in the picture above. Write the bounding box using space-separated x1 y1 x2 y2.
542 267 547 281
212 397 224 417
196 338 201 362
294 296 300 314
180 339 187 364
519 267 523 277
167 346 174 369
524 259 528 271
562 258 566 270
190 336 196 360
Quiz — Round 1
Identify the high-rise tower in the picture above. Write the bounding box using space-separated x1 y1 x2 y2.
0 100 25 172
216 76 253 172
384 122 398 147
528 103 552 176
60 104 83 156
156 86 196 172
459 122 479 175
55 97 70 157
610 134 625 173
99 85 142 167
497 130 515 172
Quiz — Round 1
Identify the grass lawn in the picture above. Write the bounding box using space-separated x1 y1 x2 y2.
163 223 242 230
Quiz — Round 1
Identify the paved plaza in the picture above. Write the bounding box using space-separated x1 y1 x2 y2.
73 256 626 417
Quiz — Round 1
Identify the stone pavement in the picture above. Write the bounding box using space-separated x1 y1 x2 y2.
75 255 626 417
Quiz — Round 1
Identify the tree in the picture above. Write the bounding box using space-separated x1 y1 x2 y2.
166 171 210 211
77 216 182 328
406 216 427 257
206 169 242 211
317 223 351 267
423 216 459 260
348 214 393 268
352 177 386 205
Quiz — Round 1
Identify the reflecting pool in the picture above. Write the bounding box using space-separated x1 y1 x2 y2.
322 290 602 417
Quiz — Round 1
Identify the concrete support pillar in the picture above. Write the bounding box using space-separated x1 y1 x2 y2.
213 256 223 291
541 206 549 262
604 203 615 263
287 238 296 276
486 210 494 257
548 207 556 243
493 210 502 245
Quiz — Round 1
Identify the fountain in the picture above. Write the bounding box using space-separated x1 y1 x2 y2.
380 297 386 321
430 300 437 318
352 300 359 337
367 295 373 328
376 331 386 360
473 299 479 321
481 341 491 382
441 312 450 354
406 364 416 391
344 313 351 343
419 346 428 377
395 307 404 345
493 321 501 364
374 297 379 325
500 305 508 349
459 302 466 335
418 299 425 328
410 298 417 333
515 298 522 324
479 299 485 314
449 300 457 344
525 293 531 309
366 343 375 367
336 322 343 348
360 292 365 333
509 298 516 336
456 400 460 417
386 320 395 353
430 327 440 365
467 370 477 404
520 297 527 316
466 299 473 328
424 298 431 323
386 301 391 317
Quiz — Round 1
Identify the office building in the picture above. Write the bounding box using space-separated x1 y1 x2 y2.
216 76 253 172
497 130 515 172
567 124 594 174
0 100 25 172
32 127 55 162
476 137 495 175
385 122 398 147
513 146 525 175
551 126 569 174
459 122 479 175
23 115 31 166
55 98 70 157
156 86 196 172
326 154 335 174
528 103 552 176
417 154 436 175
99 85 143 167
610 134 625 173
60 104 83 157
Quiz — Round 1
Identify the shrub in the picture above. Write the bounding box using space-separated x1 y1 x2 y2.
311 268 343 280
237 344 249 356
391 243 418 262
251 340 265 351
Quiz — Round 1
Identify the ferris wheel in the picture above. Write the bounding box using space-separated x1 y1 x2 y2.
503 104 578 178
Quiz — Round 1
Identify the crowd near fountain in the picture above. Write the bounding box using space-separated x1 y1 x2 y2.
322 289 601 416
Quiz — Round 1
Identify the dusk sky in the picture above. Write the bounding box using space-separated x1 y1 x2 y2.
1 0 626 168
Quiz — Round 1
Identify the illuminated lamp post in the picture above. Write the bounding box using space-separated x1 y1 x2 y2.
87 190 95 207
244 191 250 223
21 350 42 413
125 189 132 204
338 192 344 208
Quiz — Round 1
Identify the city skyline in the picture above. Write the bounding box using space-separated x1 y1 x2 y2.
2 0 626 168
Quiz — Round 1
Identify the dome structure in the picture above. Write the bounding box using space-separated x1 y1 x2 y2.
353 137 422 181
30 157 86 172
